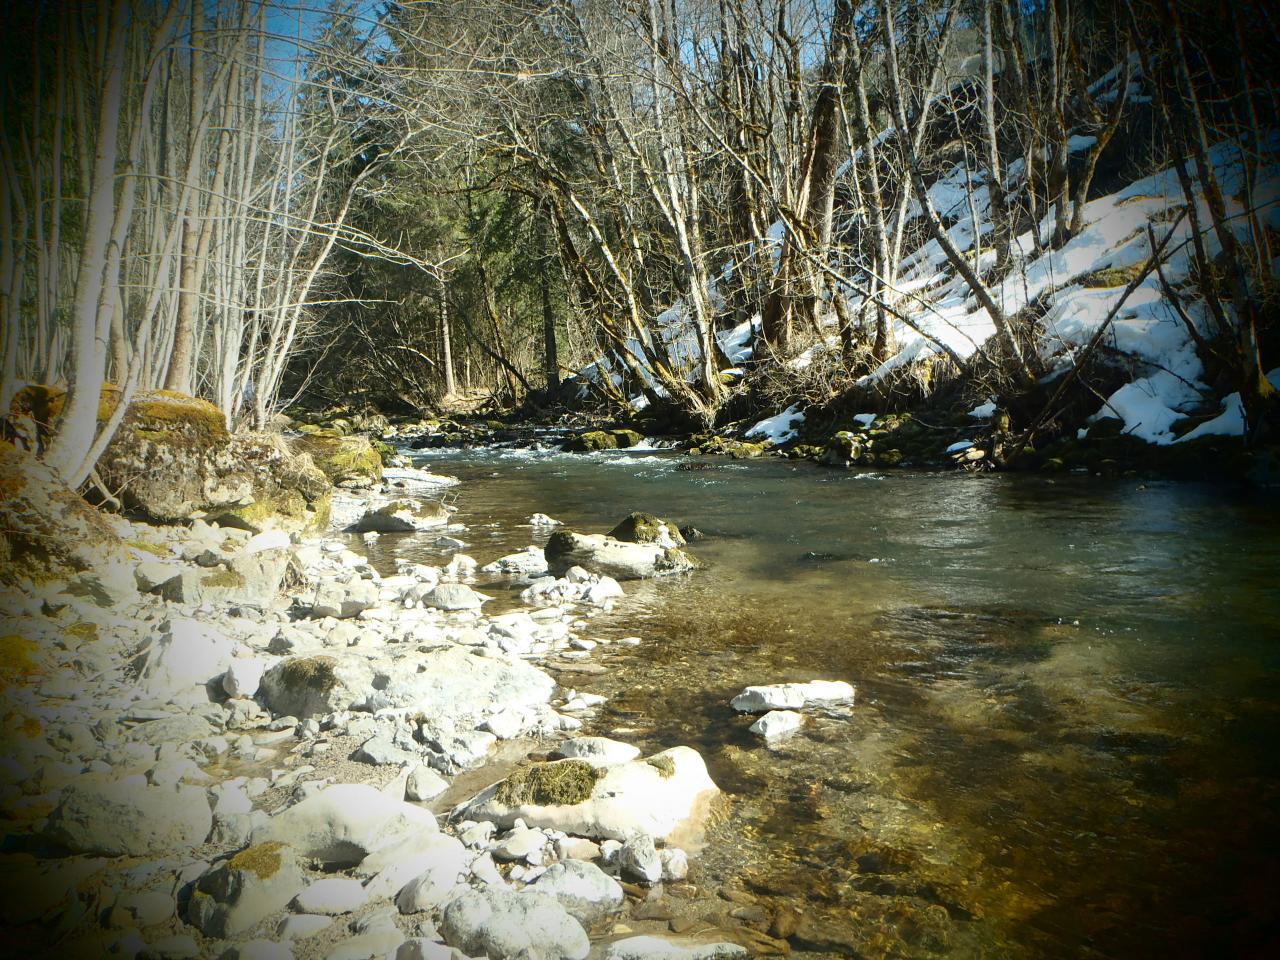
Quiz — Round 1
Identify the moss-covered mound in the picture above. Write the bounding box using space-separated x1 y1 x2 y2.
294 434 383 488
0 443 124 586
494 760 604 807
607 511 686 546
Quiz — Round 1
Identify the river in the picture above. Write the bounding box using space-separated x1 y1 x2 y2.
351 446 1280 958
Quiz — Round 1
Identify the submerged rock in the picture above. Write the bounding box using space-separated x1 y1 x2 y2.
544 530 696 580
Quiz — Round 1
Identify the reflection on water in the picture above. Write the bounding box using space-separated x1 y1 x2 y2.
359 448 1280 958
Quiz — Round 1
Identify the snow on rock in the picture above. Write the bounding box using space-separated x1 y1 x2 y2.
944 440 975 454
1177 369 1280 442
853 413 877 428
745 404 805 444
968 401 997 419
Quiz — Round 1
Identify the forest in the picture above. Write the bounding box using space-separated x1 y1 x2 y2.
2 3 1280 959
3 0 1277 484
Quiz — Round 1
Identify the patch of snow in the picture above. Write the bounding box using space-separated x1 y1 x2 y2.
746 404 805 444
968 401 996 419
852 413 876 428
945 440 974 454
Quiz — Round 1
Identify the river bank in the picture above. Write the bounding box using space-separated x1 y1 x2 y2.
0 441 825 959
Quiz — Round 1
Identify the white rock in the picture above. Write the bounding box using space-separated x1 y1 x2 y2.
221 940 294 960
748 710 804 740
405 765 449 802
324 927 405 960
138 618 235 699
618 835 662 884
396 940 458 960
730 679 854 713
659 847 688 881
393 838 470 914
187 843 306 938
423 583 486 611
46 779 212 857
491 828 546 863
223 658 267 699
440 888 588 960
528 514 561 527
361 833 468 900
456 747 718 842
276 914 334 940
529 859 624 925
254 783 437 867
603 937 749 960
292 877 370 915
556 737 640 767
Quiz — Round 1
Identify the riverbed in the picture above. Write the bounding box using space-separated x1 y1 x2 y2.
356 447 1280 958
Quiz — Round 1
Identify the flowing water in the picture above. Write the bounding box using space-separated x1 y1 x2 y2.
357 448 1280 959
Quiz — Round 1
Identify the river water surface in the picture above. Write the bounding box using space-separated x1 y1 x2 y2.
359 448 1280 959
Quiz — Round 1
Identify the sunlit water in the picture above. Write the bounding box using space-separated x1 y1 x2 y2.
355 447 1280 958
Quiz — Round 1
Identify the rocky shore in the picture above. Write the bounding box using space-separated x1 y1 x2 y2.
0 417 852 958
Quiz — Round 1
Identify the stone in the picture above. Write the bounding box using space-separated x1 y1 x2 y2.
748 710 804 740
363 647 555 718
606 513 685 547
660 847 688 881
457 748 718 842
258 656 375 719
139 934 201 959
530 860 624 925
354 734 416 766
421 583 488 611
730 680 854 713
137 618 236 700
324 928 405 960
405 766 449 802
294 434 383 489
106 891 176 928
395 941 456 960
491 828 546 863
480 547 548 578
351 499 449 533
277 914 334 940
556 737 640 767
544 530 696 581
618 835 662 884
223 658 268 699
603 938 749 960
253 783 437 867
46 779 212 857
220 941 294 960
308 578 380 619
440 888 588 960
292 877 369 915
361 833 468 900
187 842 306 938
393 838 470 914
0 442 126 586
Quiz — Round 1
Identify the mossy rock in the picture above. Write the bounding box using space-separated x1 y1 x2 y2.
227 841 288 881
0 635 41 689
494 760 603 807
371 439 398 466
1077 262 1146 288
608 512 686 546
609 429 645 449
821 431 863 467
646 755 676 779
566 430 619 453
295 434 383 488
879 448 904 467
275 656 339 695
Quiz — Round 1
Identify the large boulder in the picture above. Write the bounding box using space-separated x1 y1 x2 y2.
530 860 625 925
46 778 212 856
187 841 306 938
136 618 236 700
607 512 685 547
253 783 437 867
441 888 588 960
0 443 125 586
73 388 332 528
258 655 375 718
544 530 696 580
294 434 383 489
363 646 555 718
455 747 719 842
350 498 449 533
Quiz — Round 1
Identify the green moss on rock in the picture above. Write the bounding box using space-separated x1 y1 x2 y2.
494 760 603 807
646 754 676 779
608 512 685 546
227 841 287 880
566 431 618 453
277 656 338 694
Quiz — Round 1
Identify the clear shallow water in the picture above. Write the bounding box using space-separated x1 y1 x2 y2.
364 448 1280 958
